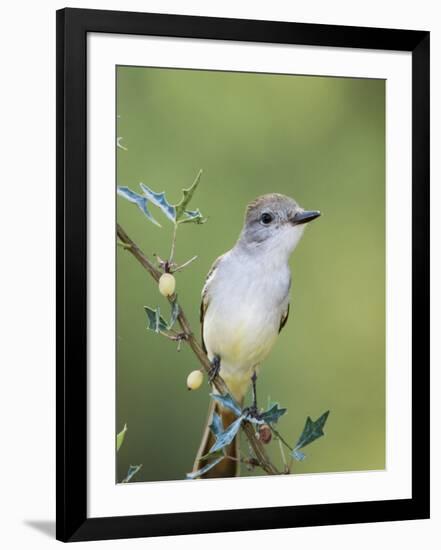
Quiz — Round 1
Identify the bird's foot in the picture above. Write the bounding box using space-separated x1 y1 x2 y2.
243 404 263 421
244 371 262 420
208 355 221 383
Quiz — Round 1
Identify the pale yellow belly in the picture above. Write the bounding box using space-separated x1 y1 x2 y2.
203 305 280 401
205 318 277 366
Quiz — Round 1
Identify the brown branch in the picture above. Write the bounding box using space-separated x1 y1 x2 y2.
116 224 162 282
116 223 280 475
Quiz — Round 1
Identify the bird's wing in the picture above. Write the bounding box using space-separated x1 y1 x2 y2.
279 303 290 333
200 254 225 353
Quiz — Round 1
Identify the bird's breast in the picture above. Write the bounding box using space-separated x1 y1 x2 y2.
203 263 290 371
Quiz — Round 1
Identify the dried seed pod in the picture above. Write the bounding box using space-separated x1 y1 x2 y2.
158 273 176 297
258 423 272 444
187 370 204 390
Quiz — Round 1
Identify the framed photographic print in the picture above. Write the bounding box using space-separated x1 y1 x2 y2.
56 8 430 542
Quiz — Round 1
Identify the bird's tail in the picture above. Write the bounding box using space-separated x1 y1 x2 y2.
192 398 240 478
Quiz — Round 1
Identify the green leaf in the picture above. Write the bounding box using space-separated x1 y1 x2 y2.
119 174 206 226
260 403 287 424
209 411 224 437
168 299 180 329
144 303 180 333
117 186 161 227
139 183 176 223
122 464 143 483
291 410 330 461
116 423 127 452
209 415 244 453
144 306 168 333
210 393 242 417
292 449 306 461
186 456 224 479
179 209 207 225
175 169 202 221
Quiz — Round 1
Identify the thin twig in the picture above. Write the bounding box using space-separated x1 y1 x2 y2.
158 329 183 340
172 255 198 273
169 223 178 264
117 240 133 250
269 425 293 452
116 223 280 475
224 455 260 468
117 224 162 282
278 437 288 473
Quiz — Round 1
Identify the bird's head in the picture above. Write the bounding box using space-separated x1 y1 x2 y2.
238 193 320 258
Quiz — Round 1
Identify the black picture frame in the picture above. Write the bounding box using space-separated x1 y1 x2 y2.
56 8 430 542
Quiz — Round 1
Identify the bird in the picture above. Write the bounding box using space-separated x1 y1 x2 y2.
192 193 320 478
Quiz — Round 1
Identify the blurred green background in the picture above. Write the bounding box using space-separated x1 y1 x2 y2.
116 66 385 483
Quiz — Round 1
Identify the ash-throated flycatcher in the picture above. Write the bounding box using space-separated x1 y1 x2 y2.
193 193 320 478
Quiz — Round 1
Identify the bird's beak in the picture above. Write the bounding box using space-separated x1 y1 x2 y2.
291 210 321 225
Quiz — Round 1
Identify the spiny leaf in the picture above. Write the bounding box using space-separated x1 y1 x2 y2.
260 403 287 424
139 183 176 223
291 410 330 461
295 411 330 449
179 209 207 225
117 186 161 226
144 306 168 333
119 175 206 226
168 299 180 329
187 456 224 479
210 393 242 417
209 415 244 453
209 411 224 437
175 170 202 221
116 423 127 452
292 450 306 461
122 464 142 483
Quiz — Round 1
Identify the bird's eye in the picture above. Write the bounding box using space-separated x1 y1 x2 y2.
260 212 274 225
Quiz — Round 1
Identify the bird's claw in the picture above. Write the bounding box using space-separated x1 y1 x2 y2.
208 355 221 383
243 405 263 421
